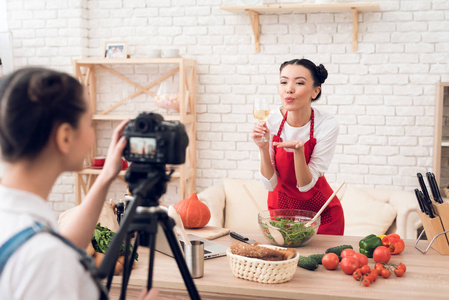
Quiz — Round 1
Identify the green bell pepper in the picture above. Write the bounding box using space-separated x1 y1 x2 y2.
359 234 383 258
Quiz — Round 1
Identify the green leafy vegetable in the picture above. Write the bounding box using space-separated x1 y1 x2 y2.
91 223 138 261
262 217 316 246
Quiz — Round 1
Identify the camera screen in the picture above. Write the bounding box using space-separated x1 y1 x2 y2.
129 137 157 156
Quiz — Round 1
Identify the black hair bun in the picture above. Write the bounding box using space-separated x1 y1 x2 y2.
28 71 65 104
316 64 328 84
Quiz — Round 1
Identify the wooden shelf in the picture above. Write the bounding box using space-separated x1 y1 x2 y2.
75 57 196 66
73 58 197 205
79 167 182 179
220 3 380 52
92 114 195 123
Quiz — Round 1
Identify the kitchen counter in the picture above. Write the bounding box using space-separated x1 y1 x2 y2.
109 231 449 300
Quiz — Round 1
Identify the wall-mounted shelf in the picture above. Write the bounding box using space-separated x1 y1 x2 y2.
220 3 380 52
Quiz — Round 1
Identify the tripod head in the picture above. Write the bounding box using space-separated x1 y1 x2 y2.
124 162 173 207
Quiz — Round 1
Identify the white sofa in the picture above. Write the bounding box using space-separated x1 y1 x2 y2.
198 178 422 240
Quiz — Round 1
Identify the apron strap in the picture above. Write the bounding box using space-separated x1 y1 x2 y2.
277 110 288 136
0 222 108 300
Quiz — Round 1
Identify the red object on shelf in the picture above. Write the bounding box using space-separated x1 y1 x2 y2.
92 156 106 167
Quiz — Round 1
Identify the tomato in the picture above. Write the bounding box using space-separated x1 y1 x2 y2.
397 263 407 272
322 253 340 270
374 262 384 272
370 270 378 282
340 257 360 275
381 268 391 279
362 277 371 286
360 265 370 275
353 253 369 267
394 267 405 277
341 248 356 258
373 246 391 263
353 269 363 280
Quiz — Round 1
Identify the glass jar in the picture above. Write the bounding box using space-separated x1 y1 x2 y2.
155 76 180 113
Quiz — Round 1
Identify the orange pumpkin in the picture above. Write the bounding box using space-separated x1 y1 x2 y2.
174 193 211 228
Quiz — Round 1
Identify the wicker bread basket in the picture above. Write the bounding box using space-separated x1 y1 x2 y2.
226 245 299 284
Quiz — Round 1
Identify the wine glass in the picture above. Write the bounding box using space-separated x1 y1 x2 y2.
253 98 270 142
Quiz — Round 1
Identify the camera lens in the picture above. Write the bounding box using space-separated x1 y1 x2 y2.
136 118 149 132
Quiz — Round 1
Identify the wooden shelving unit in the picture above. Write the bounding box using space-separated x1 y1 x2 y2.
72 58 196 205
220 3 380 52
433 82 449 186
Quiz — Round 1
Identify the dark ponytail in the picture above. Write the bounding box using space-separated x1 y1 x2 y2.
0 67 86 162
279 59 328 101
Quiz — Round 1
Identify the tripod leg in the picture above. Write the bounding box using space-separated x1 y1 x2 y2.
120 232 138 300
146 229 156 290
160 219 201 300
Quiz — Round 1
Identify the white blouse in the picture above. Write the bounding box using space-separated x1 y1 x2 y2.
259 107 339 192
0 185 99 300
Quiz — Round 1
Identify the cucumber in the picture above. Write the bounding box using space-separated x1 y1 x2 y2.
297 256 319 271
324 245 353 257
308 254 325 265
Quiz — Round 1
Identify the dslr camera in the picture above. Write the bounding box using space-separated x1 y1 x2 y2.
123 112 189 165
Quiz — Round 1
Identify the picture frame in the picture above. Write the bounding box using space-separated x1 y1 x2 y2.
104 41 127 59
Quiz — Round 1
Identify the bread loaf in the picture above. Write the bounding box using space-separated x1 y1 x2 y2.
230 241 297 261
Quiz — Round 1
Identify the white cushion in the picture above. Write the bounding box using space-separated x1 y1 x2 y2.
341 184 397 237
198 184 226 228
223 178 268 230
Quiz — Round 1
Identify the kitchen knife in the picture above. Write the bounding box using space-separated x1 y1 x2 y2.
426 172 439 203
430 173 444 204
419 190 435 218
414 188 426 213
417 173 432 204
230 232 256 245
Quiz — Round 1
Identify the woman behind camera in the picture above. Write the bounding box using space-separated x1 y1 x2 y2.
0 68 157 299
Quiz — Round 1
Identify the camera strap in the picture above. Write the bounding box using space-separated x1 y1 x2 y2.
0 221 108 300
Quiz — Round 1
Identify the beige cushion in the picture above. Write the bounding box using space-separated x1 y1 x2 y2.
341 184 397 236
198 184 226 228
223 178 268 230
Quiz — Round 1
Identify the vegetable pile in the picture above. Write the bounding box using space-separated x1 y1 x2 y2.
92 223 138 261
262 217 316 246
296 233 407 288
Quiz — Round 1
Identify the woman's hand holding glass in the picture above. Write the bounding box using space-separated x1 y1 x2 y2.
252 122 270 148
252 98 270 146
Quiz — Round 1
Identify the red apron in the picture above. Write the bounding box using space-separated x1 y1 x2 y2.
267 109 345 235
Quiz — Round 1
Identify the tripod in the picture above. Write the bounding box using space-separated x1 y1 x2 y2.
94 163 201 300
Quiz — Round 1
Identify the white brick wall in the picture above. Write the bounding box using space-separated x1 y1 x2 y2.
4 0 449 213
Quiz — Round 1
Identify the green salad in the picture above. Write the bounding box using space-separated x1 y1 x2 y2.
92 223 138 260
261 217 316 247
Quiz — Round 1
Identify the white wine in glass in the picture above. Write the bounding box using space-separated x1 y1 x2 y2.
253 98 269 142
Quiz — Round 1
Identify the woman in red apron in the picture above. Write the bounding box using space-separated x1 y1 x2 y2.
252 59 344 235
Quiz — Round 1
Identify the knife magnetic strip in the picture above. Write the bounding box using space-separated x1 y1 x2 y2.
432 202 449 243
418 211 449 255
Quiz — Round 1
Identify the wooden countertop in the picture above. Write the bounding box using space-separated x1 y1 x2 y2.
109 231 449 300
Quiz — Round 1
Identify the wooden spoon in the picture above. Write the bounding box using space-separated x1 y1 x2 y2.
242 184 285 245
305 181 346 227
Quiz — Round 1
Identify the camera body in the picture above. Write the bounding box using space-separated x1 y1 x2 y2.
123 112 188 165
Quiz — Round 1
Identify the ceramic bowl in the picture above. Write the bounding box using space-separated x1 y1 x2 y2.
148 49 161 58
162 49 180 58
